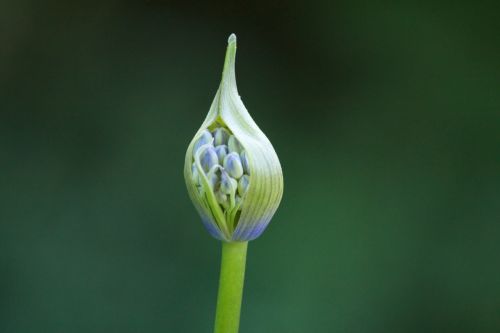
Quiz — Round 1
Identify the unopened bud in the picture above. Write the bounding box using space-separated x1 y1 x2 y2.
215 145 228 164
184 34 283 241
200 146 219 173
238 174 250 196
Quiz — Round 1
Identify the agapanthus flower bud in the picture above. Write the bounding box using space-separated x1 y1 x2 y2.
200 146 219 173
193 130 213 154
223 152 244 179
238 174 250 196
206 167 220 189
240 150 250 175
220 169 238 195
215 145 228 163
184 34 283 241
228 135 243 154
213 128 230 146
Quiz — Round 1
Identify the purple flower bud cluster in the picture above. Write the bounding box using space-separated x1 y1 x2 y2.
192 128 250 211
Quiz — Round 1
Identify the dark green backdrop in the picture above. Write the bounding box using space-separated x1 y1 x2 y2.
1 1 499 332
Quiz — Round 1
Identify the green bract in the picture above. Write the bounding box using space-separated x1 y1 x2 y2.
184 34 283 242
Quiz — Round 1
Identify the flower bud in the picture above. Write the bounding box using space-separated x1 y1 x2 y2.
215 145 228 164
240 150 250 175
184 34 283 241
199 146 219 173
238 174 250 196
193 130 213 155
206 168 219 189
223 152 244 179
220 169 238 195
213 128 230 146
228 135 243 154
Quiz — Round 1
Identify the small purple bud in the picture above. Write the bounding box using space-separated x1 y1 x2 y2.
193 130 213 155
200 147 219 173
223 152 244 179
240 150 250 175
220 170 238 195
228 135 243 154
207 171 219 189
238 174 250 196
213 128 230 146
215 145 228 164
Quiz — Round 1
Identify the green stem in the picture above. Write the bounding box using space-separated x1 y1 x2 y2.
214 241 248 333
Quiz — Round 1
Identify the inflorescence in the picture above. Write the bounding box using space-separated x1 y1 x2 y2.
191 126 250 221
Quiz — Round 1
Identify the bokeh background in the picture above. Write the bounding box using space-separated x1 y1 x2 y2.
1 1 499 332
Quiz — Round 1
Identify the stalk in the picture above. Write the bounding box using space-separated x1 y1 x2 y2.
213 241 248 333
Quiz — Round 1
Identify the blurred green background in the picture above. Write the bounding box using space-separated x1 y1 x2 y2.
1 1 499 332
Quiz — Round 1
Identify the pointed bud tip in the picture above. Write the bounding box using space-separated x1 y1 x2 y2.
228 33 237 45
